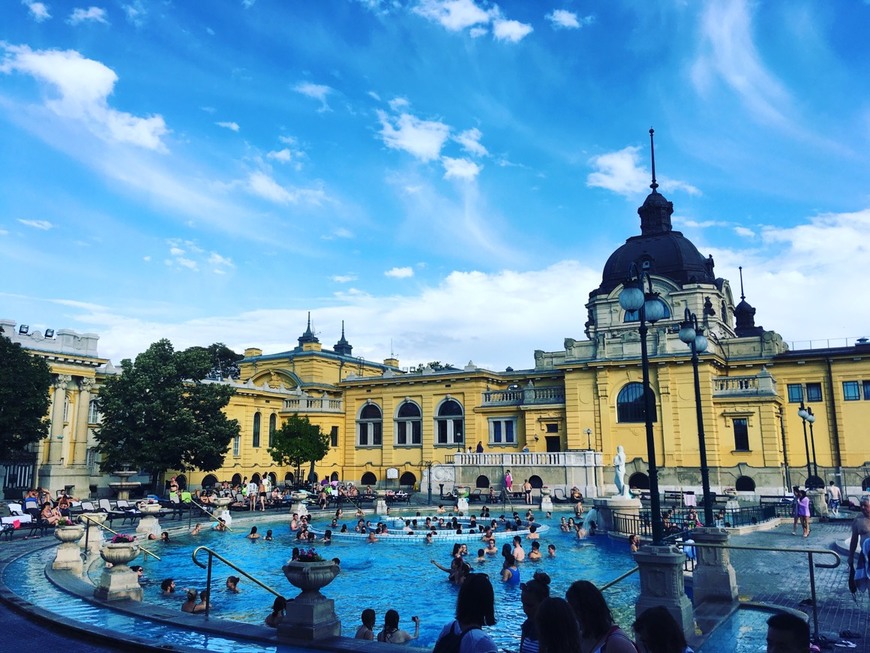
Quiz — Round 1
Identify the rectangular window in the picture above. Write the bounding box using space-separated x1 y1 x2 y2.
373 422 382 446
844 381 860 401
733 418 749 451
806 382 822 402
545 423 559 433
864 381 870 400
489 418 517 445
233 435 240 457
88 400 101 424
787 384 804 403
396 421 422 446
437 421 448 444
330 426 338 447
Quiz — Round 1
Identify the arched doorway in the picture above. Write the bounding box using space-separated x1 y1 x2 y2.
331 472 340 482
201 474 218 489
475 475 490 488
399 471 416 487
529 475 544 489
284 472 295 486
175 474 187 490
735 476 756 492
361 471 377 486
628 472 649 490
231 473 242 486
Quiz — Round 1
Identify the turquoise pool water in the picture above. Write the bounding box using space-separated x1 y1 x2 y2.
106 513 641 649
698 605 775 653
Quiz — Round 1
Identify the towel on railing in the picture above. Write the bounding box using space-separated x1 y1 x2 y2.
683 494 696 507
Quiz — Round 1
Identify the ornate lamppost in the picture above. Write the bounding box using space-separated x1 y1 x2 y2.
797 403 817 486
679 308 713 527
422 460 434 505
585 428 593 451
619 262 666 544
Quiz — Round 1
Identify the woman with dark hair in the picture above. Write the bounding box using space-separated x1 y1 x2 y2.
501 552 520 585
355 608 376 640
377 608 419 644
535 597 582 653
264 596 286 628
565 580 636 653
519 571 551 653
434 574 497 653
632 606 693 653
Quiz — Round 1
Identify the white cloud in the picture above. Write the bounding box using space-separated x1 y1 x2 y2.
0 45 168 151
294 82 332 112
734 226 756 238
413 0 491 31
68 6 109 25
587 146 699 197
17 218 53 230
162 239 232 274
454 127 488 157
267 148 291 162
22 1 51 22
691 1 791 127
122 1 145 25
216 121 240 132
377 111 450 162
331 274 357 283
442 156 481 180
546 10 579 29
492 18 533 43
246 171 325 205
385 266 414 278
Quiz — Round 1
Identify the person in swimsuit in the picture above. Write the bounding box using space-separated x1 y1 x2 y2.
501 552 520 585
566 580 636 653
355 608 376 640
376 609 419 644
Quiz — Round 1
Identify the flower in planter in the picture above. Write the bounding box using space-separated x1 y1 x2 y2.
110 533 136 543
295 548 324 562
56 516 77 527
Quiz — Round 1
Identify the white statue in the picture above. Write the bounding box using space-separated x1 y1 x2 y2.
613 445 630 498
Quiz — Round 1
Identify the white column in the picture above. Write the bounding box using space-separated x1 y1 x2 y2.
48 375 71 465
73 378 94 465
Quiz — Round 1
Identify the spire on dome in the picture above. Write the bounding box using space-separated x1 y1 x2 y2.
297 312 320 346
734 266 764 336
638 128 674 236
333 320 353 356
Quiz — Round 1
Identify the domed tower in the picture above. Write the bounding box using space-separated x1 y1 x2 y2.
582 130 737 359
294 312 321 352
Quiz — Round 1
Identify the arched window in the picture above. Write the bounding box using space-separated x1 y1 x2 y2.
396 401 422 446
623 298 671 322
201 474 218 489
628 472 649 490
435 399 464 446
735 476 756 492
617 383 657 423
361 471 378 486
175 474 187 490
253 412 261 448
357 403 383 446
268 413 277 447
529 475 544 489
399 471 416 487
284 472 295 485
475 475 491 488
331 472 340 482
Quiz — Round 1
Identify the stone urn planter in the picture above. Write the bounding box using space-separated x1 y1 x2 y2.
95 541 143 601
54 523 85 543
81 512 107 553
100 541 141 566
53 524 86 573
279 560 341 641
136 502 161 537
283 559 340 599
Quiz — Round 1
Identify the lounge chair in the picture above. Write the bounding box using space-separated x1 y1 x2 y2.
553 487 571 503
115 500 141 524
98 499 126 525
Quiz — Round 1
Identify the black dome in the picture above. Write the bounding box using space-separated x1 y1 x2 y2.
594 190 716 295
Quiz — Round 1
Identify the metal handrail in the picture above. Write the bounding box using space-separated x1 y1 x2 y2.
191 545 283 619
187 500 233 531
79 513 160 560
691 542 839 642
599 565 639 591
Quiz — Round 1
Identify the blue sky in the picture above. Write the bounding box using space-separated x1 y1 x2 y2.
2 0 869 371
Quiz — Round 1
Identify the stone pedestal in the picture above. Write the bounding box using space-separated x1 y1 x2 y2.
290 493 309 518
136 503 161 537
279 561 341 641
540 488 553 512
94 543 143 601
634 544 694 642
456 498 469 513
81 513 107 555
691 527 738 608
593 497 641 534
809 489 828 520
53 525 85 574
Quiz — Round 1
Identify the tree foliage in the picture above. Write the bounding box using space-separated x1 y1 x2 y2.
0 328 52 459
268 414 330 483
94 339 240 487
185 342 243 380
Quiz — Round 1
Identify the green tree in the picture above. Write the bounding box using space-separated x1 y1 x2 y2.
94 339 240 489
0 327 52 458
268 414 330 484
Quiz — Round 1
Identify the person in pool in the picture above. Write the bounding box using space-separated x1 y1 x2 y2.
355 608 376 640
501 552 520 585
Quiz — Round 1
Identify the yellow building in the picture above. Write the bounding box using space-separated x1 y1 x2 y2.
8 182 870 501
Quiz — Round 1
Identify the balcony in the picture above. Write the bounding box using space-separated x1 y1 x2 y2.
282 397 344 413
453 451 600 468
481 386 565 407
712 370 777 398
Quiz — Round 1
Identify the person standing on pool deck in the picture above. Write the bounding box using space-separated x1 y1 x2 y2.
505 470 513 494
796 490 811 538
848 495 870 593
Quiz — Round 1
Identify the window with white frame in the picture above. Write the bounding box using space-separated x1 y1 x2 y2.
435 399 464 446
88 399 101 424
358 403 383 447
489 417 517 445
395 401 422 446
268 413 277 447
233 434 241 457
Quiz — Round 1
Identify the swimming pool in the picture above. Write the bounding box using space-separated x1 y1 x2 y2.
101 513 641 649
